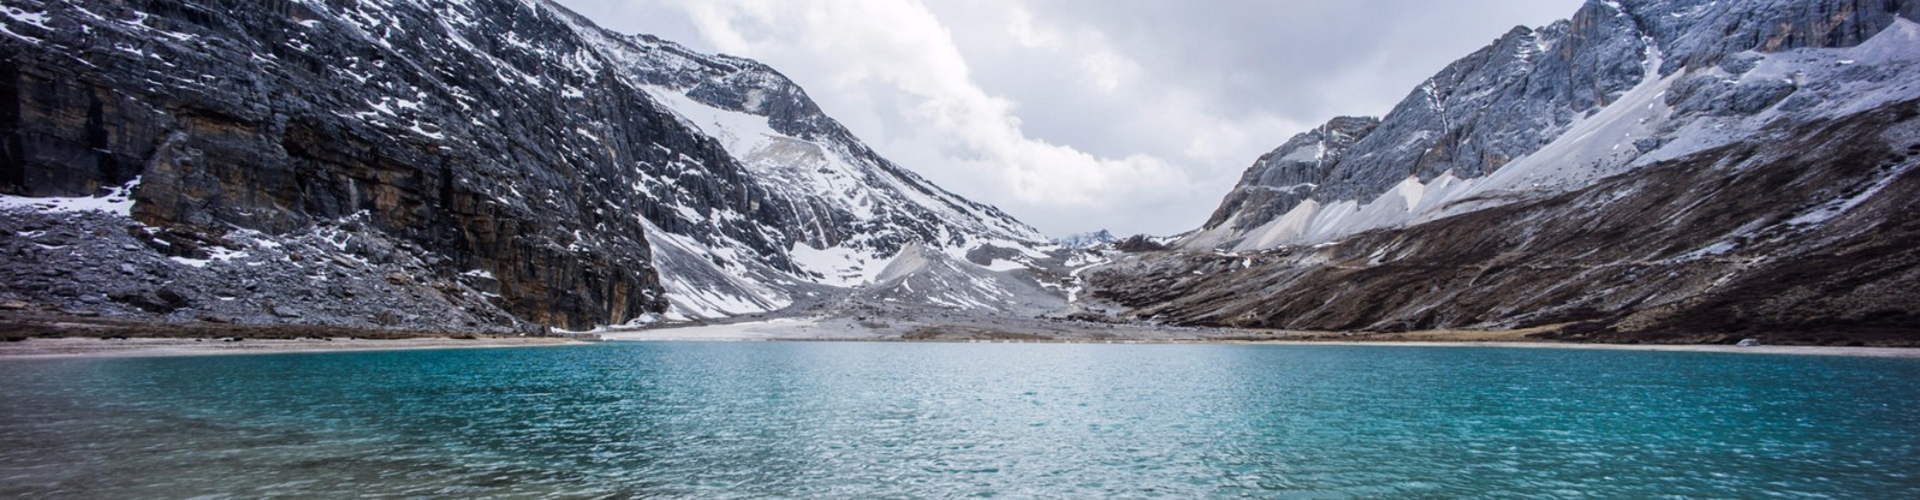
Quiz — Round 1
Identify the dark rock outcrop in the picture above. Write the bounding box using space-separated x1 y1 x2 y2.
1202 116 1377 233
1109 235 1168 253
1 208 526 332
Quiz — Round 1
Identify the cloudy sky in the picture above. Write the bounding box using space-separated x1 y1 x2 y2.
553 0 1582 237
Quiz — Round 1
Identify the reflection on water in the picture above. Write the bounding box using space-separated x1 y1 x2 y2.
3 342 1918 498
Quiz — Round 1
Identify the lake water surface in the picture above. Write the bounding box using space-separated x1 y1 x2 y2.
3 342 1918 498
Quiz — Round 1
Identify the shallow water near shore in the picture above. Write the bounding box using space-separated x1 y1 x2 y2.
3 342 1918 498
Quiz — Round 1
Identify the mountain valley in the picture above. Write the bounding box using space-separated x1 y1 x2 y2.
3 0 1918 345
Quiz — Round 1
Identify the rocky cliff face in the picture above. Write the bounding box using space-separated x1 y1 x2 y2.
0 0 1042 330
1198 116 1376 248
1186 0 1920 251
1091 100 1920 343
1092 0 1920 343
568 28 1046 318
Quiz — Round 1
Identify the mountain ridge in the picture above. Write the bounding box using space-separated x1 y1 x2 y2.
1090 0 1920 342
4 0 1918 343
0 0 1049 330
1185 0 1920 251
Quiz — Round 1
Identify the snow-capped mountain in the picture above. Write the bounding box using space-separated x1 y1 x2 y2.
0 0 1046 329
1052 230 1115 249
1092 0 1920 342
548 13 1049 320
1187 0 1920 251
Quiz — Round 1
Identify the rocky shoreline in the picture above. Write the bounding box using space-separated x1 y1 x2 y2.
0 308 594 359
597 312 1920 357
0 336 584 359
0 208 541 335
9 309 1919 359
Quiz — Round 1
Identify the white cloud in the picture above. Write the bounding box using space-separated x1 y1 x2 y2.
1004 6 1057 48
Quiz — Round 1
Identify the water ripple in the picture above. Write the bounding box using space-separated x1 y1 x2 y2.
3 343 1918 498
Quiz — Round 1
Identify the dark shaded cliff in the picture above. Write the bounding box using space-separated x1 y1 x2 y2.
0 0 800 328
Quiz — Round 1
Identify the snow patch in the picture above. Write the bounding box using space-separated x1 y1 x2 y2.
788 242 885 287
641 85 779 159
639 218 792 320
170 244 249 268
0 177 141 216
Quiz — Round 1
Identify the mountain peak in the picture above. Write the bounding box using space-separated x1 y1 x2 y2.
1054 230 1116 249
1184 0 1920 251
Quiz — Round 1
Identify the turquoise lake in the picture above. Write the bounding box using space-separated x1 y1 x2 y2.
3 342 1918 498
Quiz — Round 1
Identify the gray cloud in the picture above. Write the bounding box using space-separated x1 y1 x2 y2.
553 0 1581 237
